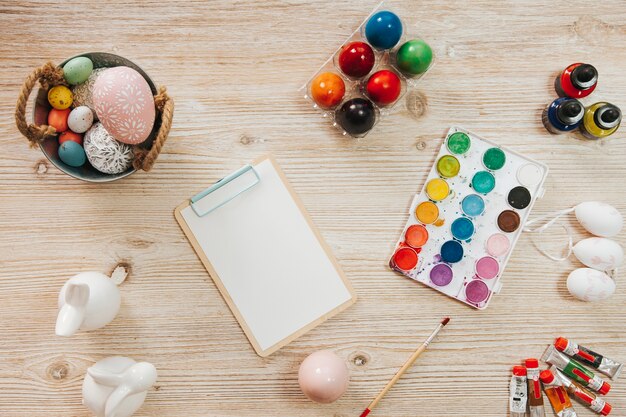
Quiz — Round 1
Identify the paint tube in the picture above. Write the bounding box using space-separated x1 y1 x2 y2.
510 366 527 417
542 345 611 395
551 366 612 416
555 337 623 380
540 369 578 417
525 358 546 417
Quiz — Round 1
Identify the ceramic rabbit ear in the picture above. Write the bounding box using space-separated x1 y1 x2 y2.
55 283 90 336
66 282 90 306
87 367 125 387
104 385 133 417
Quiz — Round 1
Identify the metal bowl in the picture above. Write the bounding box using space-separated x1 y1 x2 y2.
33 52 161 182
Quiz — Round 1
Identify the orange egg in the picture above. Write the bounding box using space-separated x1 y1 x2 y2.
47 108 71 132
59 130 83 146
310 72 345 109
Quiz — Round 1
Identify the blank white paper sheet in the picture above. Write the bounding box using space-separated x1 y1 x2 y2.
175 156 355 356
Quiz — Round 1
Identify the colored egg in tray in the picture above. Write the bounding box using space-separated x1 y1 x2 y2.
303 6 434 138
389 127 549 309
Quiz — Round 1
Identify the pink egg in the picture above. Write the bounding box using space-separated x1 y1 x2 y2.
92 66 155 145
298 350 349 403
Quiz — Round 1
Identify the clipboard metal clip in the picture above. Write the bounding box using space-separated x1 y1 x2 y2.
191 164 260 217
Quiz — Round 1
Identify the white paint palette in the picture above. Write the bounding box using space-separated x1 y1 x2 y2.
389 127 548 309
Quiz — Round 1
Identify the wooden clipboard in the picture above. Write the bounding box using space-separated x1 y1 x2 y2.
174 155 356 357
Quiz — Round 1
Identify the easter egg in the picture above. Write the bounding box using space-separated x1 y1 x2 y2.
68 106 94 133
93 67 155 145
366 69 402 105
364 10 403 50
310 72 345 109
84 123 134 174
572 237 623 271
298 350 349 404
567 268 615 302
335 98 376 136
575 202 623 237
59 131 83 146
48 85 73 110
63 57 93 85
337 41 375 78
58 141 86 167
396 39 433 75
72 68 106 117
47 108 70 132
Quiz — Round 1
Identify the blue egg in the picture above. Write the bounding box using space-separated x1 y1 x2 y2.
365 10 403 50
58 141 86 167
451 217 475 241
441 240 464 263
461 194 485 217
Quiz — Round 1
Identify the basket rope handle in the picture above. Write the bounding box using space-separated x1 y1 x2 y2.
133 86 174 172
15 62 67 147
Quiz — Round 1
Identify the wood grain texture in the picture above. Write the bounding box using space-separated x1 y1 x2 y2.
1 1 625 416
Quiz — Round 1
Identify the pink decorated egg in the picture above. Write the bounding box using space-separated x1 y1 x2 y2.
93 67 155 145
298 350 349 403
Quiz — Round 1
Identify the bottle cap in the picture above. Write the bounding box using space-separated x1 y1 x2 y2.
525 358 539 368
539 369 555 384
557 100 583 125
555 337 569 352
571 64 598 89
599 381 611 395
595 104 622 130
601 402 612 416
513 365 527 376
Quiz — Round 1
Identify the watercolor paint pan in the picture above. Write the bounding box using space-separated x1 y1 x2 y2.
389 127 548 309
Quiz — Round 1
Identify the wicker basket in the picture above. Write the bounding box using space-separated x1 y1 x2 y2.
15 52 174 182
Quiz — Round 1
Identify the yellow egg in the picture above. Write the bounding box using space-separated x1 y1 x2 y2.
48 85 73 110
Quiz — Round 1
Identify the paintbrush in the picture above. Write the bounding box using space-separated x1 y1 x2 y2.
359 317 450 417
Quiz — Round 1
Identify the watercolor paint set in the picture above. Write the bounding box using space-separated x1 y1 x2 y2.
301 1 434 138
389 127 549 309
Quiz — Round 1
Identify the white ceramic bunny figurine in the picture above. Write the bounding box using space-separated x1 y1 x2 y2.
83 356 157 417
56 271 121 336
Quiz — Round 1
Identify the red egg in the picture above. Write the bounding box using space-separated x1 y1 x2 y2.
47 108 71 132
59 130 84 146
366 70 402 105
337 41 375 78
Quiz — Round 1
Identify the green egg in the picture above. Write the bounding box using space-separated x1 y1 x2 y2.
63 57 93 85
58 141 86 167
396 39 433 76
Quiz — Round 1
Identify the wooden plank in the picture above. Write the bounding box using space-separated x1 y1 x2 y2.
0 0 625 416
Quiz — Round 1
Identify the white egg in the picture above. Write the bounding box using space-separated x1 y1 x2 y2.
575 202 623 237
573 237 624 271
68 106 94 133
567 268 615 302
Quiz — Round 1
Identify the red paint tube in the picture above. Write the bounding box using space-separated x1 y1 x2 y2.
525 358 546 417
551 366 612 416
555 337 623 380
542 345 611 395
540 370 578 417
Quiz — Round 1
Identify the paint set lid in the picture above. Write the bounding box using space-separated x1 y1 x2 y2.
595 103 622 130
539 369 555 384
512 365 527 376
570 64 598 90
525 358 539 368
599 381 611 395
556 99 584 125
554 337 570 352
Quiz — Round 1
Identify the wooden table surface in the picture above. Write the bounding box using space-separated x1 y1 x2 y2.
1 1 625 416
